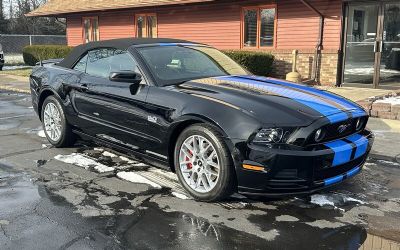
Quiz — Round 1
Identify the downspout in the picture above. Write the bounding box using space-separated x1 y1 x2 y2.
300 0 324 84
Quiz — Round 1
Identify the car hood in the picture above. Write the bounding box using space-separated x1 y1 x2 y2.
173 75 366 126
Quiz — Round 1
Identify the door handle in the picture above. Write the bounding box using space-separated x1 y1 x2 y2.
62 83 89 91
373 41 383 53
79 84 89 91
374 41 378 53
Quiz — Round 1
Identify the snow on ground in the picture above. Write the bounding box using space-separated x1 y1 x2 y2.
117 171 162 189
119 156 135 164
102 151 117 158
37 130 46 138
375 96 400 105
54 153 115 173
310 193 366 210
171 192 190 200
310 194 335 207
377 159 400 167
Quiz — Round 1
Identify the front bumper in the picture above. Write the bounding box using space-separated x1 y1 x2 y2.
236 130 374 196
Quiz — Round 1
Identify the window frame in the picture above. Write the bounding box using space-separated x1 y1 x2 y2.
82 16 100 44
72 48 148 85
135 13 158 38
241 5 277 49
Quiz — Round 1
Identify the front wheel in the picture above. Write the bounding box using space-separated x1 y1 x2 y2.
41 95 76 147
174 124 235 201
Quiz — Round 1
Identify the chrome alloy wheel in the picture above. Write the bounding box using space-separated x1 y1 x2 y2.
179 135 220 193
43 102 62 141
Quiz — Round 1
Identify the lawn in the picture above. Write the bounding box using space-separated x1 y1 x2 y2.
0 67 32 77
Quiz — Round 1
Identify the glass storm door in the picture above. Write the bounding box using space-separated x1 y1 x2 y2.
344 4 380 86
380 3 400 86
344 2 400 87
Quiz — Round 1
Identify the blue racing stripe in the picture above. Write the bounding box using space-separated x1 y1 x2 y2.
346 134 369 159
346 166 361 178
242 76 367 118
324 175 343 186
214 76 349 123
324 140 353 166
323 166 361 186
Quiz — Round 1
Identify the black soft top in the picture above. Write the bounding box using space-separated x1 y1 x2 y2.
57 38 194 69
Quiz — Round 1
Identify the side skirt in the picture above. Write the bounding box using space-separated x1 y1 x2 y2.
72 129 171 171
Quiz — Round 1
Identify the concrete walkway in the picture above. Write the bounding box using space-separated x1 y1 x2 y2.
318 86 396 102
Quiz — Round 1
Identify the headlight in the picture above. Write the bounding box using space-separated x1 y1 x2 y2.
253 128 289 143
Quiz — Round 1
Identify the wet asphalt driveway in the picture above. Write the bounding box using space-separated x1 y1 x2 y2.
1 91 400 250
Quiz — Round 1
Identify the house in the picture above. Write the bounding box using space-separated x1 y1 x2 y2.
27 0 400 88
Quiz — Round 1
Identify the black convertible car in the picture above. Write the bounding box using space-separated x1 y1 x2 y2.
30 38 374 201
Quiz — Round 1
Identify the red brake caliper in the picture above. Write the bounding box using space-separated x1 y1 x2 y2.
186 149 193 169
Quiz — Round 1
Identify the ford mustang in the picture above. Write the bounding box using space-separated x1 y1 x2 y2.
29 38 374 201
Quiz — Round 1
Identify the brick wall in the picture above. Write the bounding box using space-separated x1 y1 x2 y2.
267 50 339 86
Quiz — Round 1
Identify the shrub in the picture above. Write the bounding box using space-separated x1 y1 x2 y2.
223 50 274 76
23 45 73 66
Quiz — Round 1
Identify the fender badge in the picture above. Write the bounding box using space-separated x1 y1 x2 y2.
147 116 158 123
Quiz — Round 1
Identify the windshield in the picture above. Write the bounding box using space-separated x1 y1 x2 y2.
137 45 249 86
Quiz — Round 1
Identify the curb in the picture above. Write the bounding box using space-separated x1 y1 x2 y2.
369 151 400 163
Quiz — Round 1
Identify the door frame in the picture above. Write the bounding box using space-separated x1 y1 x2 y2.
341 0 398 89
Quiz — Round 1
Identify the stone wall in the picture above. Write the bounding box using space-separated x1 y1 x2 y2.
267 49 339 86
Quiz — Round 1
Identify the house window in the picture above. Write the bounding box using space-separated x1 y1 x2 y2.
242 6 276 48
83 17 99 43
135 14 157 38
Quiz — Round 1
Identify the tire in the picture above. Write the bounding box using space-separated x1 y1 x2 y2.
41 95 76 147
174 124 236 201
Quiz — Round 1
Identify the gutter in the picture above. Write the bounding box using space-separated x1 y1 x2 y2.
300 0 325 84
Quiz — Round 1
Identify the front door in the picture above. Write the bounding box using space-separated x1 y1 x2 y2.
343 2 400 88
72 48 154 151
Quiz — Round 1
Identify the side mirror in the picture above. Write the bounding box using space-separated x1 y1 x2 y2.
109 71 142 84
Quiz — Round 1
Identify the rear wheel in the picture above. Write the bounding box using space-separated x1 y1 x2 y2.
41 96 76 147
174 124 235 201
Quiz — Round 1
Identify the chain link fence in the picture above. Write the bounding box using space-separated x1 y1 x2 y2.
0 34 67 65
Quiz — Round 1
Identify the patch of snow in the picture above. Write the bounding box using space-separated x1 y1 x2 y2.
41 144 48 149
310 194 335 207
310 194 367 211
377 160 400 167
37 130 46 138
275 215 299 222
119 156 135 164
102 151 117 158
171 192 190 200
343 197 366 205
117 171 162 189
3 65 31 70
375 96 400 105
54 153 115 173
94 148 103 151
306 220 345 229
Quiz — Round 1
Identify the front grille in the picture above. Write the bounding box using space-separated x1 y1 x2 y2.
324 119 357 141
314 156 365 181
307 116 368 145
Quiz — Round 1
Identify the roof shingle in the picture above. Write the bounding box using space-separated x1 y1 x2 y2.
27 0 215 17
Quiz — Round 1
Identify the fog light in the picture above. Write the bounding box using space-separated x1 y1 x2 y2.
356 118 365 130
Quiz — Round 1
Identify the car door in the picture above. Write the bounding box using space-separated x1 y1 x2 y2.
71 48 156 151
